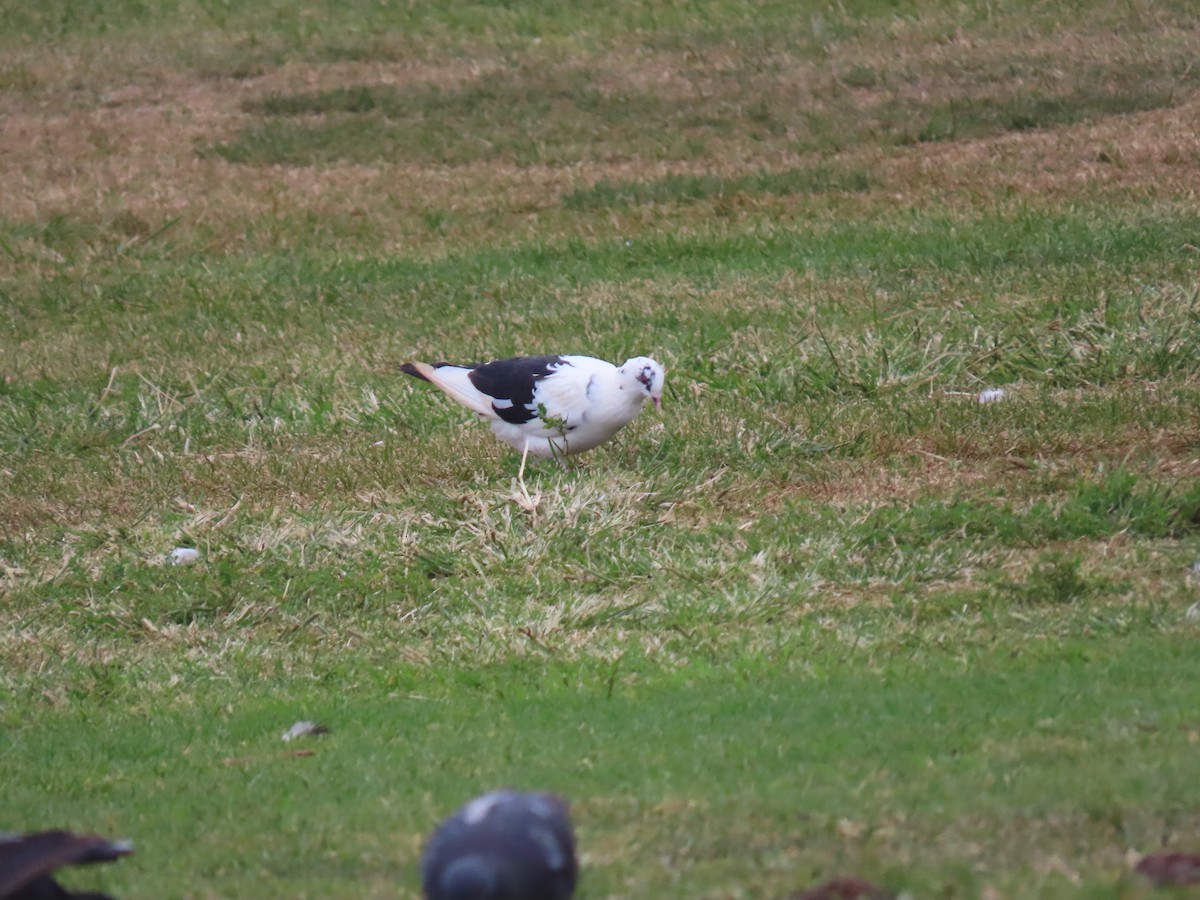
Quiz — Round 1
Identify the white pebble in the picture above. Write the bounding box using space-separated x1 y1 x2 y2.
170 547 201 565
978 388 1006 404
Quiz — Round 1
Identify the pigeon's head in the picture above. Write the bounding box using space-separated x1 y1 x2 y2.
620 357 665 410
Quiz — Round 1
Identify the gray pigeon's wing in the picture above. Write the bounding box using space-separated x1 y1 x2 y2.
0 831 131 900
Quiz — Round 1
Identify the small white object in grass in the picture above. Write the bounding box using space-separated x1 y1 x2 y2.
1186 602 1200 622
978 388 1006 404
170 547 201 565
1190 560 1200 576
281 720 331 742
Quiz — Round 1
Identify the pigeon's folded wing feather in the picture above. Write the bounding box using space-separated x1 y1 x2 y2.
465 356 568 425
526 370 595 428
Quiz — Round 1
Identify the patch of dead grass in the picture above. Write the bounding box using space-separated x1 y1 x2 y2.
2 17 1198 262
873 95 1200 206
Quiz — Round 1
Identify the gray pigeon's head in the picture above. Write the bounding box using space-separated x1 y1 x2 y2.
421 791 578 900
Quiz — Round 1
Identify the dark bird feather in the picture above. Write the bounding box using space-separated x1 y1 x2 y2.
0 831 132 900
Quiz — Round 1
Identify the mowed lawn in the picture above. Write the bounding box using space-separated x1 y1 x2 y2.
2 1 1200 898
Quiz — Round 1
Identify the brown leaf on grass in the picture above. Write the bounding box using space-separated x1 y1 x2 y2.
221 749 316 766
1135 851 1200 887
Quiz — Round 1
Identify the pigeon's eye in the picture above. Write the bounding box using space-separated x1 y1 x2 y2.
638 367 654 388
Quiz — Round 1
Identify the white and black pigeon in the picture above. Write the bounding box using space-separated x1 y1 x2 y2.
421 790 578 900
0 830 133 900
400 354 665 473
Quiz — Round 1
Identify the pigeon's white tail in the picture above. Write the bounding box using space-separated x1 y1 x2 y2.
406 362 495 419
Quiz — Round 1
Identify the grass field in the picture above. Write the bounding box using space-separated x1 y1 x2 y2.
2 1 1200 898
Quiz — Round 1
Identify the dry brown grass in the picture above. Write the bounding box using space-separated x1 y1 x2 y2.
2 12 1198 264
877 97 1200 204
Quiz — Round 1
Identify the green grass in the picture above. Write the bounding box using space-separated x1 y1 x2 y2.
3 0 1200 898
560 167 873 209
7 639 1200 900
209 53 1200 166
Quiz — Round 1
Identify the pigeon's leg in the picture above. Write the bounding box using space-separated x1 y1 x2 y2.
512 445 537 510
517 444 530 484
548 438 570 470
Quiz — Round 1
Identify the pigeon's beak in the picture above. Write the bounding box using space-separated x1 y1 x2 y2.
651 395 662 411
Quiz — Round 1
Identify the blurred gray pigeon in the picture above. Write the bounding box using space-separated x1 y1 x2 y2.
1135 851 1200 886
0 830 132 900
793 876 894 900
401 355 665 474
421 791 578 900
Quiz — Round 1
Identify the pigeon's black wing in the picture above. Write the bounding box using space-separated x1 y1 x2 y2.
466 357 571 425
0 831 132 900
